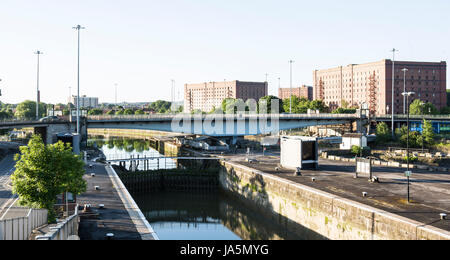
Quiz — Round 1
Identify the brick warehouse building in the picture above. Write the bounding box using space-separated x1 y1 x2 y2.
278 85 313 100
184 80 268 113
313 60 447 115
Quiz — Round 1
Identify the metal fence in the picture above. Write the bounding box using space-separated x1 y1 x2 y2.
0 208 48 240
35 205 79 240
87 113 360 121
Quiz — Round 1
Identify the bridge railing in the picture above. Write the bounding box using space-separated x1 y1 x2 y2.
376 114 450 120
87 113 361 121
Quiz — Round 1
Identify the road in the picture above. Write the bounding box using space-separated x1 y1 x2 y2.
0 143 20 218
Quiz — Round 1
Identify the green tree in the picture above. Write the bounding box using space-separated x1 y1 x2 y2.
134 109 144 115
440 106 450 115
106 110 115 115
341 100 350 109
258 96 284 114
447 89 450 108
309 100 329 113
115 110 124 115
222 98 246 114
409 99 438 115
332 107 357 114
376 122 391 143
62 109 70 116
124 108 134 115
149 100 172 113
14 100 47 119
422 119 435 146
396 125 422 148
11 135 86 223
88 108 103 115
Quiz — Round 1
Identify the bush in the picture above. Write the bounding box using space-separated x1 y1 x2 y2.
351 145 371 157
403 156 418 163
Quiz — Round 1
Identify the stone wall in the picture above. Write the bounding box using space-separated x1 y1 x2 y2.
219 161 450 240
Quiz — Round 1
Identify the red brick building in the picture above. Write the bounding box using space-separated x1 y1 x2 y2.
184 80 268 113
278 85 313 100
313 60 447 115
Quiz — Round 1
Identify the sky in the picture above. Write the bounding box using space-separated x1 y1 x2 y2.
0 0 449 105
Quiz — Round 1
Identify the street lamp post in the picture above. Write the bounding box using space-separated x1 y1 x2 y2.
402 68 408 114
73 25 85 134
35 50 43 120
391 48 398 138
402 91 415 203
289 60 294 114
421 101 425 153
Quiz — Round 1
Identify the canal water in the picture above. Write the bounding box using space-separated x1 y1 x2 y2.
89 136 324 240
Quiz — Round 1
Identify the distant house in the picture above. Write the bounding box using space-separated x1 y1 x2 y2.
340 133 368 150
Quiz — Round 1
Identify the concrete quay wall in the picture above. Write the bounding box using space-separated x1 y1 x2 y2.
219 161 450 240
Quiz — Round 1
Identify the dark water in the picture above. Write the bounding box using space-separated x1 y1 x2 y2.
89 136 324 240
132 190 325 240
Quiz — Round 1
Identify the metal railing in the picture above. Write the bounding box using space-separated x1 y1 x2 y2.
87 113 361 121
35 205 79 240
0 208 48 240
376 114 450 120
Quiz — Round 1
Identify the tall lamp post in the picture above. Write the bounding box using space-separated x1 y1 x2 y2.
391 48 398 138
35 50 43 120
402 91 415 203
289 60 294 113
73 25 85 134
402 68 408 114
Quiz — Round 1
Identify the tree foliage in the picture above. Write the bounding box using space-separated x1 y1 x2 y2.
376 122 391 143
282 96 328 114
149 100 172 114
88 108 103 115
422 119 434 146
11 135 86 223
124 108 134 115
258 96 284 113
409 99 438 115
14 100 47 119
332 107 357 114
395 125 422 148
134 109 144 115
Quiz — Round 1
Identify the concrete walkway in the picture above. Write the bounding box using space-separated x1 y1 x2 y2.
226 154 450 233
77 162 156 240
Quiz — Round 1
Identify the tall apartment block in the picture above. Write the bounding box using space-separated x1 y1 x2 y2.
184 80 268 112
70 95 99 108
313 60 447 115
278 85 313 100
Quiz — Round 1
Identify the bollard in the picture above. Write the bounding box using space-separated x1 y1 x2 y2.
106 233 114 240
293 167 302 177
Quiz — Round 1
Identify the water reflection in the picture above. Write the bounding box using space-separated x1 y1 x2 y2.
88 136 175 171
132 190 322 240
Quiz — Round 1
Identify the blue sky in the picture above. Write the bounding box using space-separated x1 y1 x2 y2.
0 0 449 104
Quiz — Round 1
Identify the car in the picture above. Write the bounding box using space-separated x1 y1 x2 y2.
39 116 60 122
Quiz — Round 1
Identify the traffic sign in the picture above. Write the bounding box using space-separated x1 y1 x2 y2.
405 171 412 177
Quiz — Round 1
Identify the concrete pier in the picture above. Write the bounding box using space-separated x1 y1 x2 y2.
77 163 157 240
218 155 450 240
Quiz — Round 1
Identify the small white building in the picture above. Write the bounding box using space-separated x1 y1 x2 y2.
340 133 368 150
280 136 319 170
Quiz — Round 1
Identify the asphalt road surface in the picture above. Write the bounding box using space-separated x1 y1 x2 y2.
0 143 20 218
